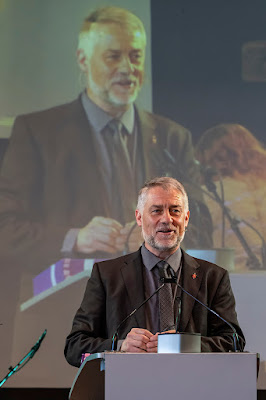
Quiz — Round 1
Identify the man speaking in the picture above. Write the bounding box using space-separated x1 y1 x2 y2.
65 177 244 366
0 6 212 273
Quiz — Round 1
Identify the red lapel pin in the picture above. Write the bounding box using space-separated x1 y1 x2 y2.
192 273 197 279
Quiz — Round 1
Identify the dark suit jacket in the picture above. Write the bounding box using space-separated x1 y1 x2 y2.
0 96 211 273
64 249 245 367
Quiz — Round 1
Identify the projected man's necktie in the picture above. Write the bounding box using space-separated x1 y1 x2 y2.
109 119 136 224
157 260 175 332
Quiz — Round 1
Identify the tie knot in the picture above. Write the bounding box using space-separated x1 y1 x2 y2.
157 260 170 275
109 119 123 135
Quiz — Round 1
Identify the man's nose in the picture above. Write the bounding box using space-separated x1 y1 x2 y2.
118 56 134 73
161 210 173 223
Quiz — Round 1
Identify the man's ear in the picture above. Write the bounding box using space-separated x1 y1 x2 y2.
77 48 88 72
185 210 190 227
135 209 142 227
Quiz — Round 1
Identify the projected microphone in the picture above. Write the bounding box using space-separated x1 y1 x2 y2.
194 160 218 192
163 267 242 352
163 148 217 182
111 283 165 351
163 148 218 197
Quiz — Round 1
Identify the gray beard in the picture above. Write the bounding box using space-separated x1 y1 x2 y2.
142 230 185 252
87 73 139 107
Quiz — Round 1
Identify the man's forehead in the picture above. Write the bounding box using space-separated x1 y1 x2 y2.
146 187 184 204
87 22 146 45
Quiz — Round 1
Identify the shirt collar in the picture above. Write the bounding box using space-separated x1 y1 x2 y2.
81 91 135 134
141 244 182 273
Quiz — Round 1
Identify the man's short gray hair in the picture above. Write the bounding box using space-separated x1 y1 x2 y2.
137 177 189 213
79 6 146 42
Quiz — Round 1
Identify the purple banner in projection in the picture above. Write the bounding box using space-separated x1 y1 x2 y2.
33 258 105 296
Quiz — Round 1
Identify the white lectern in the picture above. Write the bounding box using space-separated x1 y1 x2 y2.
69 352 257 400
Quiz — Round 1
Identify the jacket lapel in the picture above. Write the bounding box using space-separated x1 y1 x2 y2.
120 251 146 329
179 251 202 332
136 109 167 179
